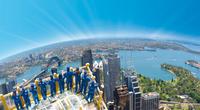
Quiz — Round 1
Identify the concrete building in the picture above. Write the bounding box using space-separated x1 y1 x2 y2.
6 78 16 93
103 54 120 103
141 92 160 110
0 83 8 95
113 85 129 110
81 49 93 69
0 77 16 95
125 75 141 110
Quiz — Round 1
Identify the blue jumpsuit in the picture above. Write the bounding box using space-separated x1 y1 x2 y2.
12 92 23 110
74 70 81 93
30 85 40 104
65 67 73 90
48 76 56 97
86 80 97 102
21 88 31 109
58 74 65 93
38 80 47 100
51 68 57 75
93 70 99 84
80 72 90 95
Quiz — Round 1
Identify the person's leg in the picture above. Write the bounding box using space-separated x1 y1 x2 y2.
78 80 81 91
83 84 87 95
90 93 94 101
59 83 63 93
41 91 45 100
19 100 23 109
36 96 40 104
15 102 19 110
80 81 84 93
69 81 72 90
27 98 31 108
67 81 69 90
33 97 37 104
75 82 78 93
62 82 65 92
44 90 47 100
51 89 54 97
26 100 29 109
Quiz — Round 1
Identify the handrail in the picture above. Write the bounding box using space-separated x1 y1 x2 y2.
0 63 107 110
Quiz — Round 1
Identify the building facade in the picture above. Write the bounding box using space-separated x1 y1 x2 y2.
81 49 93 69
114 85 129 110
103 54 120 103
141 92 160 110
125 74 141 110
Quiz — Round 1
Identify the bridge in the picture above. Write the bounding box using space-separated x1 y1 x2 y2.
22 56 63 87
46 56 62 68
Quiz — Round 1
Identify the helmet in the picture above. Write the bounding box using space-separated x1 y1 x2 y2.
70 67 73 71
59 74 62 79
66 67 70 72
50 75 53 80
76 67 79 71
31 83 35 87
13 89 16 93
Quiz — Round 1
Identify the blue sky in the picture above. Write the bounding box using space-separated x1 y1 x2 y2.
0 0 200 59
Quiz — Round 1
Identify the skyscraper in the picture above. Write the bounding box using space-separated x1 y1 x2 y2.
0 83 8 95
141 92 160 110
113 85 129 110
6 78 16 93
103 54 120 103
125 74 141 110
81 49 93 69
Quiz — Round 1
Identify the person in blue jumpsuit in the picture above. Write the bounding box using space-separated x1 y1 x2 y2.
48 75 56 97
65 67 73 90
12 89 23 110
58 73 65 93
64 67 69 90
51 67 57 75
38 78 47 100
80 71 90 95
74 67 81 93
86 76 98 102
30 83 39 104
21 87 31 109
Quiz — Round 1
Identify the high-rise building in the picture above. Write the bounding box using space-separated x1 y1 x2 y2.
6 78 16 93
125 74 141 110
141 92 160 110
103 54 120 103
113 85 129 110
129 92 134 110
0 83 8 95
81 49 93 69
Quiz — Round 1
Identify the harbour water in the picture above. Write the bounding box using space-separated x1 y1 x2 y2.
119 49 200 80
3 49 200 83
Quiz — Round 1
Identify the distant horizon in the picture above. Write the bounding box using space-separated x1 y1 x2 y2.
0 37 200 62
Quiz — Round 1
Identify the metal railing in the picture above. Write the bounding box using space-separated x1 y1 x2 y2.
0 63 107 110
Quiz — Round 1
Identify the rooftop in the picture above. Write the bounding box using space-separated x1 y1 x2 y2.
142 92 159 99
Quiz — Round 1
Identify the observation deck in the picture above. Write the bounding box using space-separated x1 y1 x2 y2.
0 63 107 110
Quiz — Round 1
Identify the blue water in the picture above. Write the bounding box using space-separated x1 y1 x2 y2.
2 49 200 84
16 66 42 83
119 49 200 80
